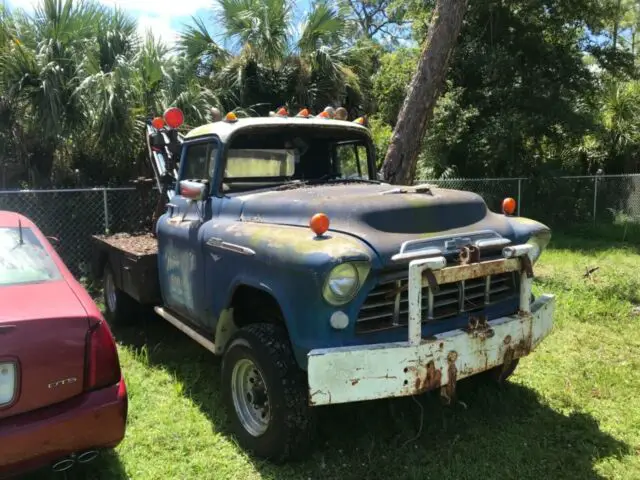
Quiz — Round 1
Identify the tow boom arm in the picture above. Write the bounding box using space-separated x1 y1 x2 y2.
135 118 184 232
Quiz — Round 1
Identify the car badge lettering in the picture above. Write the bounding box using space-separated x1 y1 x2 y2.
48 377 78 389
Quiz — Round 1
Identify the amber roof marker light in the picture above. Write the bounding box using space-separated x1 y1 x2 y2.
210 107 223 122
163 107 184 129
334 107 348 121
151 117 164 129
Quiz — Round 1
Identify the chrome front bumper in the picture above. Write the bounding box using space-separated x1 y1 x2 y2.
307 245 555 406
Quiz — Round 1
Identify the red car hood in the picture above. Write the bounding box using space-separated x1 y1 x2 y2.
0 279 87 323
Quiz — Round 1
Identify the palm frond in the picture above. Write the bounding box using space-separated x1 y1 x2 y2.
215 0 292 65
297 0 348 55
177 16 229 76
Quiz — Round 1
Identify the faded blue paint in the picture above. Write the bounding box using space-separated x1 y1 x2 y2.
155 133 550 369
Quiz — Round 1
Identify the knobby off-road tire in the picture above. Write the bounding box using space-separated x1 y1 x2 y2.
102 263 137 326
221 323 316 462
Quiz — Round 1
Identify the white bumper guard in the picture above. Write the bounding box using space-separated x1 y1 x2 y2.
307 244 555 406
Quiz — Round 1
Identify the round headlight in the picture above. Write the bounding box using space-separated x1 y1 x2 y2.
324 263 359 305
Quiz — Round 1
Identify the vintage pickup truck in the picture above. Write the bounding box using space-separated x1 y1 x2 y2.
91 106 555 462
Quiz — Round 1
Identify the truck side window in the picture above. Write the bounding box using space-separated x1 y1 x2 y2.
335 143 369 179
182 142 218 181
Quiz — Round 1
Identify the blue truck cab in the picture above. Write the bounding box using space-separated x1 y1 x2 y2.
91 107 555 462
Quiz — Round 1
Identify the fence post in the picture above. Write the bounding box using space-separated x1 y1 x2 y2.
102 188 110 234
517 178 522 216
593 176 598 226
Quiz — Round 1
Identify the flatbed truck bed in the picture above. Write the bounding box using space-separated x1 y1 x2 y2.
91 233 162 306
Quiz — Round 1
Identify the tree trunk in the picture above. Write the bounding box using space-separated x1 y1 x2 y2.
613 0 622 50
380 0 468 185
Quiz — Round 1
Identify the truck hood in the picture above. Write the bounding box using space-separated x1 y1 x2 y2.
236 183 519 265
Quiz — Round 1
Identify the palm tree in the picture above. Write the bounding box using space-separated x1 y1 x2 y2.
599 77 640 171
0 0 110 184
0 0 219 186
178 0 369 116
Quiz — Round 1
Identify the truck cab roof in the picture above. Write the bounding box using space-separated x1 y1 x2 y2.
184 116 370 143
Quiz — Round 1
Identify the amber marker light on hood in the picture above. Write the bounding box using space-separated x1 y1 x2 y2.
502 197 517 215
310 213 330 236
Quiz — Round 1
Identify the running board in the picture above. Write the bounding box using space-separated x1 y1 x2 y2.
154 307 216 353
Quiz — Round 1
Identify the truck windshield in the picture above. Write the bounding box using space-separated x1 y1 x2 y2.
0 227 61 286
225 149 297 178
223 127 373 190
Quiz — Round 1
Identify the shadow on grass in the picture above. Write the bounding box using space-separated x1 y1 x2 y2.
18 449 127 480
112 315 632 480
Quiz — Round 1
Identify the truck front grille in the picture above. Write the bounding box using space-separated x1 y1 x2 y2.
356 271 519 333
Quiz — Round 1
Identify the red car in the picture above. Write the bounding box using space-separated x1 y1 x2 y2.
0 211 127 478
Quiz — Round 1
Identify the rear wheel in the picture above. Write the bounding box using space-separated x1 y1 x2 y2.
221 323 315 462
103 263 136 326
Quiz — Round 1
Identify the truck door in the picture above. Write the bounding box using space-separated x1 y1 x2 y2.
156 137 219 324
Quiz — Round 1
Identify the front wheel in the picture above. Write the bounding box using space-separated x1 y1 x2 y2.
221 324 316 462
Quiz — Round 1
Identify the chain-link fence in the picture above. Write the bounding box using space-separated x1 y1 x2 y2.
417 178 525 216
0 187 157 277
416 174 640 227
415 174 640 228
1 174 639 278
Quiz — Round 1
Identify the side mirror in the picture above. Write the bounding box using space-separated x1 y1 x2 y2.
179 180 207 201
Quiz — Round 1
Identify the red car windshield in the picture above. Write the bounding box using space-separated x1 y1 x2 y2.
0 226 61 286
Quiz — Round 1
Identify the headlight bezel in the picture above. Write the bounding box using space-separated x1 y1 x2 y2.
322 262 370 306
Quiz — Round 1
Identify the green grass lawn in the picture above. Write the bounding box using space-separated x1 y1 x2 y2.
25 234 640 480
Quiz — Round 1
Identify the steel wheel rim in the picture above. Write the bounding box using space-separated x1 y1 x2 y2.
104 269 117 313
231 358 270 437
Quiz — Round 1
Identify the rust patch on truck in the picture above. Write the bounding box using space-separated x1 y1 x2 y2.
458 245 480 265
429 257 520 285
464 315 495 339
513 338 532 357
413 360 443 393
440 352 458 405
